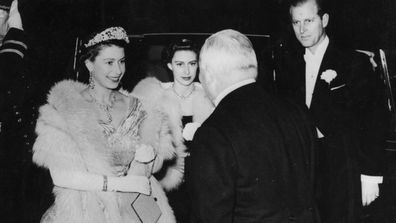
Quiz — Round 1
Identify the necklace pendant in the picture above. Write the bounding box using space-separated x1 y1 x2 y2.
172 84 195 99
89 90 115 124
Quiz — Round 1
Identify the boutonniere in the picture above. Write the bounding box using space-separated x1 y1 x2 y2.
320 69 337 84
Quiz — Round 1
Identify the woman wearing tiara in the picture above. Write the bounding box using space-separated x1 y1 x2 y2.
132 38 214 222
32 27 185 223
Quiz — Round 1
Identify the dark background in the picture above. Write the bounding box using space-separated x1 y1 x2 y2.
16 0 396 88
4 0 396 222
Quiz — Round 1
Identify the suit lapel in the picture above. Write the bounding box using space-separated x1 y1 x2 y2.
310 44 335 108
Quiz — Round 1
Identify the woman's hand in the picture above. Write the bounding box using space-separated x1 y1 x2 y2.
122 175 151 195
128 144 156 177
128 160 153 178
108 175 151 195
134 144 155 163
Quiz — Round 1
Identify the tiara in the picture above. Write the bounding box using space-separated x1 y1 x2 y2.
84 27 130 48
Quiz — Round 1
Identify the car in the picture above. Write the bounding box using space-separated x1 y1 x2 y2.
72 32 274 91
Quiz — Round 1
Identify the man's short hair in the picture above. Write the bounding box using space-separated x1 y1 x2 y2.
200 29 258 79
289 0 327 17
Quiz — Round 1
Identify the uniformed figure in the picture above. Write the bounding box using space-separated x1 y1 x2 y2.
0 1 51 221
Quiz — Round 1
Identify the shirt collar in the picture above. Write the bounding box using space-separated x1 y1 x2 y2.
214 79 256 106
304 35 329 62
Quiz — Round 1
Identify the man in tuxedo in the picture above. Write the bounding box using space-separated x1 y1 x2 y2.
276 0 389 222
189 29 319 223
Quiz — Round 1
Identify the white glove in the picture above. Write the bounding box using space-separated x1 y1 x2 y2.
128 160 154 177
134 144 155 163
361 181 379 206
108 175 151 195
182 122 201 141
7 0 22 30
50 169 151 195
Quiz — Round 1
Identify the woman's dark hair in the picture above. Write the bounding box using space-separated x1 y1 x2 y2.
77 40 127 84
162 38 199 65
79 26 129 63
80 39 127 63
77 39 126 82
74 26 129 84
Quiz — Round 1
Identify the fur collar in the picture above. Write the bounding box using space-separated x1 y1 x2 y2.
132 77 214 124
36 80 116 174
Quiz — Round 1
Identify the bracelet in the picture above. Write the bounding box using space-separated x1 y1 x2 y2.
102 175 108 192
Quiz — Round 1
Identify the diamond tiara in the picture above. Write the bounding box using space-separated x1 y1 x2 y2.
84 27 130 48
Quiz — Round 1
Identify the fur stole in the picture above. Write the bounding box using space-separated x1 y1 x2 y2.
32 80 181 222
33 79 112 175
131 77 214 190
33 80 123 222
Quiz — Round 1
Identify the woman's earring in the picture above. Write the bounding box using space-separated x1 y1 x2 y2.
89 71 95 89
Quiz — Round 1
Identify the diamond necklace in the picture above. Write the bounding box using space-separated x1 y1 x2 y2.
89 90 116 123
172 83 195 99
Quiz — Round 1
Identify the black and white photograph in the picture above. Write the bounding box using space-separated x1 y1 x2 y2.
1 0 396 222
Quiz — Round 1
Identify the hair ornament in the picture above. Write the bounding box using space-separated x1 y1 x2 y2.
84 26 129 48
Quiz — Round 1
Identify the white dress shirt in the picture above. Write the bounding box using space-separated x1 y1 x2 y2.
304 35 329 108
304 36 329 138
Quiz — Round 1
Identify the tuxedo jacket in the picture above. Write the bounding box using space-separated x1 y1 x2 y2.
277 42 389 176
189 83 319 223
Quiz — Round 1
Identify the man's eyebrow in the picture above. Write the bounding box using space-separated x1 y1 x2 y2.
102 57 125 60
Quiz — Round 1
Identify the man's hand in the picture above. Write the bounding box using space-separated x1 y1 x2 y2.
7 0 22 30
361 181 379 206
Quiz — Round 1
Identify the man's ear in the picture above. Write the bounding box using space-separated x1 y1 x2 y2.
167 63 173 71
85 60 94 73
322 13 329 28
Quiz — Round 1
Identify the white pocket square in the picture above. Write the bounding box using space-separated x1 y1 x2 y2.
330 84 346 91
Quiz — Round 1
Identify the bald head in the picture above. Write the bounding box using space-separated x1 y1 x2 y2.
199 29 258 101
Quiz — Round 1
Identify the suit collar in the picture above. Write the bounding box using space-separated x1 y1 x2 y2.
214 78 256 106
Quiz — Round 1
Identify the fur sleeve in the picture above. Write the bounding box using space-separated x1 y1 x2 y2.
132 77 187 190
32 104 86 172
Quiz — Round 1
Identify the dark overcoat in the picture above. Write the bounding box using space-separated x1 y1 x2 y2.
190 83 319 223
